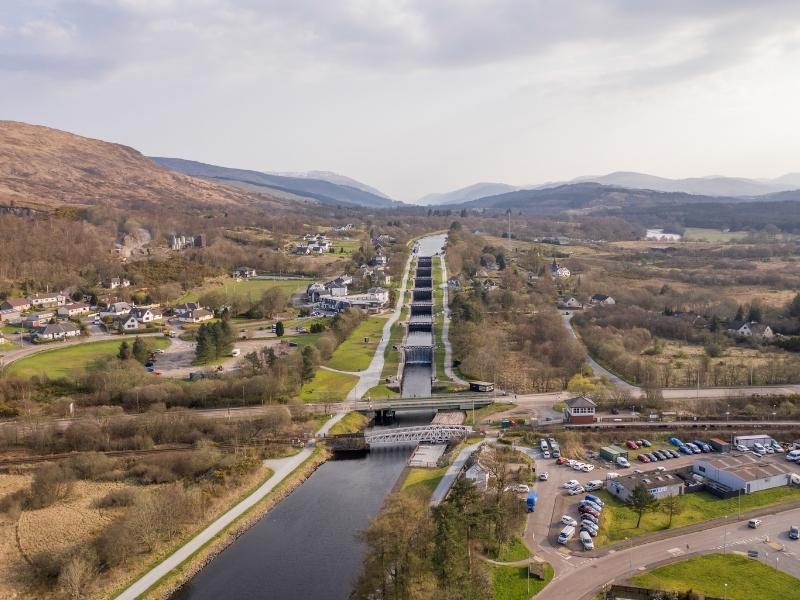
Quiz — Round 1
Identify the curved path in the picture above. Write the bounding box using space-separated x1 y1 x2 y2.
562 310 800 400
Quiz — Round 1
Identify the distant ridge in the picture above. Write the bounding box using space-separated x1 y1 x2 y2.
418 182 519 205
153 157 399 208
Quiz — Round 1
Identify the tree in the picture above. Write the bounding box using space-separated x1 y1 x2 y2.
747 303 762 323
117 340 131 360
628 484 659 528
275 321 285 337
301 346 317 382
734 305 744 321
660 494 683 527
132 337 149 364
789 294 800 318
58 548 100 600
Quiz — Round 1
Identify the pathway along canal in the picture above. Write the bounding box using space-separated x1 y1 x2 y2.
172 235 448 600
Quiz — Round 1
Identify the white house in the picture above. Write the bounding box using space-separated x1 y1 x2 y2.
114 313 141 331
182 308 213 323
174 302 200 317
590 294 615 306
232 266 257 278
557 296 582 309
727 320 774 339
33 322 80 341
105 277 131 289
28 292 66 308
101 302 132 317
130 307 161 323
0 298 31 312
58 302 90 318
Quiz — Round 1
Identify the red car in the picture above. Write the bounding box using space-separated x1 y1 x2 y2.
626 440 639 450
638 454 650 463
556 457 567 465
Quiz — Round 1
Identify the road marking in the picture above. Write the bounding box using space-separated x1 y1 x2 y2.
667 547 684 557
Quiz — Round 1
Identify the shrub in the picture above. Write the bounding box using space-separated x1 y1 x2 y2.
94 488 138 509
28 463 75 509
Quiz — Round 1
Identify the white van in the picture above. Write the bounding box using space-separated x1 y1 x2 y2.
616 456 630 468
580 530 594 550
786 450 800 461
558 525 576 545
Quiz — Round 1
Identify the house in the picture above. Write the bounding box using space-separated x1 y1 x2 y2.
334 223 354 232
114 313 141 331
549 260 570 278
607 472 684 502
101 302 132 317
366 287 390 304
306 283 327 302
727 320 774 339
58 302 90 318
33 322 80 341
465 463 489 492
170 234 204 251
370 254 388 267
693 453 790 496
130 307 162 323
232 266 257 279
563 396 597 425
0 309 22 324
294 244 311 255
557 296 582 309
482 280 498 292
590 294 615 306
182 308 213 323
28 292 66 308
324 277 349 297
104 277 131 289
0 298 31 312
174 303 199 317
447 277 462 289
23 312 55 329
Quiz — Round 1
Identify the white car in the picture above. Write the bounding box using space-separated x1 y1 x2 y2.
736 444 748 452
567 459 577 467
539 472 549 481
543 450 551 459
581 464 595 472
572 462 585 471
585 480 604 491
616 457 630 468
569 485 586 496
561 515 578 527
656 466 667 473
563 479 580 489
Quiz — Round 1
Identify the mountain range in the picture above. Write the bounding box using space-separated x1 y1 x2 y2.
152 158 398 209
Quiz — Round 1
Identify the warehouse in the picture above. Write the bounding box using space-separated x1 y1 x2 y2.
607 472 684 502
599 445 628 463
733 435 775 449
693 454 790 495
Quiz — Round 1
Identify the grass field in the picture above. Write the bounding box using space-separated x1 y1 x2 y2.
325 316 388 372
492 562 553 600
496 537 532 563
365 383 400 398
300 368 358 402
594 486 800 546
178 277 313 303
328 411 368 435
632 553 798 600
400 467 448 498
464 402 512 426
7 337 171 379
682 227 749 242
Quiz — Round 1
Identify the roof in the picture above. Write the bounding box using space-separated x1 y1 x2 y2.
591 294 610 301
36 322 79 335
29 292 63 300
565 396 597 409
696 453 789 482
728 320 747 330
612 471 683 490
3 298 30 307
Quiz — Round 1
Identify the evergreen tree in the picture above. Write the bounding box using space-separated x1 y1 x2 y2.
131 337 149 364
789 293 800 318
734 305 744 321
747 303 762 323
117 340 131 360
628 484 659 528
275 321 285 337
301 346 317 382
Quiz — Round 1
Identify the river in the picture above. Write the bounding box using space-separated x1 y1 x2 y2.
173 234 448 600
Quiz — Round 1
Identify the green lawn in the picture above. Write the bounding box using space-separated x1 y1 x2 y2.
365 383 400 398
632 553 798 600
492 562 553 600
325 316 388 372
496 537 532 563
401 467 448 498
464 402 512 426
328 411 368 435
595 486 800 546
300 368 358 402
178 277 313 304
7 337 171 379
1 325 25 335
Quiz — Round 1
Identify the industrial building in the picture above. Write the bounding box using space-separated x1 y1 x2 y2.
693 453 791 496
607 472 684 502
733 435 775 449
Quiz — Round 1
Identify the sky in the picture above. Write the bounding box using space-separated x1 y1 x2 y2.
2 1 800 202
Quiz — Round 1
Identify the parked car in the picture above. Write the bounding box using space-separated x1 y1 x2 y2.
579 506 600 518
616 457 630 468
748 519 762 529
564 480 580 489
581 523 599 536
668 450 680 458
561 515 578 527
558 525 576 545
543 450 551 459
580 530 594 550
654 451 668 460
790 526 799 540
626 440 639 450
568 485 586 496
556 457 567 465
585 494 605 507
656 466 667 473
581 513 599 525
747 549 760 558
581 464 595 472
736 444 748 452
638 454 650 463
580 500 602 513
679 445 693 455
640 439 652 447
539 472 549 481
585 480 604 491
647 453 658 462
572 462 585 471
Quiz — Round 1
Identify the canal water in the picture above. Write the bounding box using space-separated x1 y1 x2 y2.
173 234 448 600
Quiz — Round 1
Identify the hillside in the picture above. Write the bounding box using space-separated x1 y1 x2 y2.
152 157 399 208
455 182 748 214
569 171 791 197
0 121 271 213
266 169 391 199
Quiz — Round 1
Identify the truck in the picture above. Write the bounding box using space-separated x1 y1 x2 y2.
548 438 561 458
526 490 538 513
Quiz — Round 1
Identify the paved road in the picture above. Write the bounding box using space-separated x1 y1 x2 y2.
114 411 346 600
438 253 468 386
430 441 482 505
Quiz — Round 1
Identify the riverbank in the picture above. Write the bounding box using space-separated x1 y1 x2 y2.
131 446 330 600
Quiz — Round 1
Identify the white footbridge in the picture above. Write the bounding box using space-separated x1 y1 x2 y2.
365 424 471 446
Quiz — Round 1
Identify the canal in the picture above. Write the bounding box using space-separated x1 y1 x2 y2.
173 234 448 600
